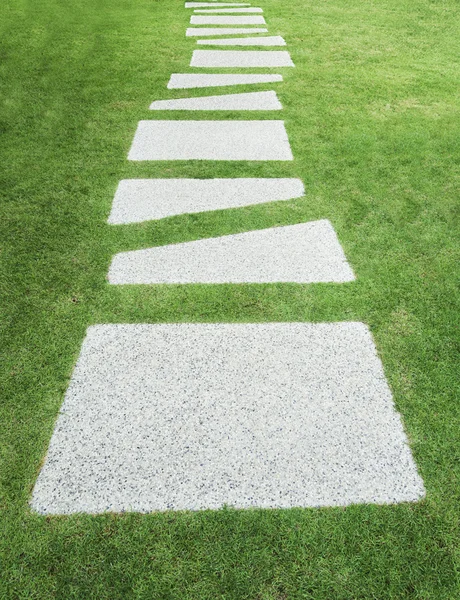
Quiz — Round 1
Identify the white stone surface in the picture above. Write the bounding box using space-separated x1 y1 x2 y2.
108 178 304 224
167 73 282 88
127 120 293 161
191 50 294 67
187 27 268 35
190 15 266 24
168 73 283 90
108 220 354 284
186 2 250 6
197 36 286 46
194 7 263 11
31 322 425 514
149 91 281 111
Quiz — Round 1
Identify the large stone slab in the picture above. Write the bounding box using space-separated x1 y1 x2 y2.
127 120 293 161
194 7 263 11
186 2 251 6
108 220 354 284
149 91 282 111
190 15 266 24
108 178 304 223
197 36 286 46
191 50 294 67
187 27 268 35
167 73 282 88
31 322 425 514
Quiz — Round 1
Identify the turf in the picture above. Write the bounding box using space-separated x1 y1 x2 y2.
1 0 460 597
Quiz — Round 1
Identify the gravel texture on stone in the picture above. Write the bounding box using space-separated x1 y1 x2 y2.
31 322 425 514
108 178 304 223
108 220 354 284
186 2 250 6
127 120 293 161
186 27 268 35
191 50 294 67
194 7 263 12
197 35 286 46
168 73 281 88
190 15 266 24
148 91 281 111
168 73 283 90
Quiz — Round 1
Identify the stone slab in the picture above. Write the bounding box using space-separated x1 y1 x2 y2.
187 27 268 35
127 120 293 161
108 220 354 283
31 322 425 514
167 73 282 88
191 50 294 67
194 7 263 11
149 90 282 111
197 36 286 46
108 178 304 223
186 2 250 6
190 15 266 24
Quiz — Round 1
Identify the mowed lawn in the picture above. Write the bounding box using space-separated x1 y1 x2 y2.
1 0 460 597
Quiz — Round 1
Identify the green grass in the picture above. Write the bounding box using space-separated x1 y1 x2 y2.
1 0 460 596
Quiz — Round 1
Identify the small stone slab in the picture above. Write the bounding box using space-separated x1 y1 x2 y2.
190 15 266 24
194 7 263 11
197 36 286 46
186 2 251 6
167 73 282 88
149 91 281 111
108 220 354 284
191 50 294 67
127 120 293 161
108 178 304 223
31 322 425 514
187 27 268 36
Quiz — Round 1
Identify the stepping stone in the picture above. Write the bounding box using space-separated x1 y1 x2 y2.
194 7 263 11
31 322 425 514
197 35 286 46
187 27 268 36
186 2 251 6
108 178 304 223
167 73 282 88
191 50 295 67
149 91 282 111
108 220 354 284
127 120 293 161
190 15 266 24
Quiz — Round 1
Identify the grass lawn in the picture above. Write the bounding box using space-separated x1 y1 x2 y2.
1 0 460 596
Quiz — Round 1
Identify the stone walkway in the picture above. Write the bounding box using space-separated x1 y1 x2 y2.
148 90 282 110
128 120 293 160
32 0 425 514
196 36 286 45
32 323 424 514
167 72 280 87
108 178 304 223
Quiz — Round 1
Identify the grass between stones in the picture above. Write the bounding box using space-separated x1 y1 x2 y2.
1 0 459 597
